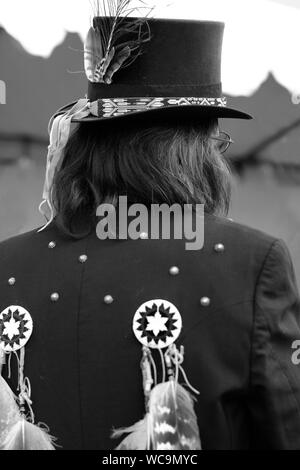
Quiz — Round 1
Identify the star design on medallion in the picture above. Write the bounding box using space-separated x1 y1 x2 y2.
136 302 179 345
3 316 20 340
146 311 168 337
0 308 29 349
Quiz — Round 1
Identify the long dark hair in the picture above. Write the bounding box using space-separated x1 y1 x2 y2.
53 117 232 237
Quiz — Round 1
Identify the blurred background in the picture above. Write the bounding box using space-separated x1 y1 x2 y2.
0 0 300 286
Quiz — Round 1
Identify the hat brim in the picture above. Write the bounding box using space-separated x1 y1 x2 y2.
54 100 252 123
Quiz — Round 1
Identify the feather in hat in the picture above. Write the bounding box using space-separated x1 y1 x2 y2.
84 0 152 84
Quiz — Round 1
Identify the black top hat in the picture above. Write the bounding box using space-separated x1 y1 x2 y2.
55 17 252 122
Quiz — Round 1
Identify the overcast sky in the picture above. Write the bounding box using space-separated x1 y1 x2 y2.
0 0 299 95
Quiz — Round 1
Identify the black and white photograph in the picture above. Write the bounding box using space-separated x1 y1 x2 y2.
0 0 300 453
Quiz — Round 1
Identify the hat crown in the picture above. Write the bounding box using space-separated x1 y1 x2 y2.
89 17 225 100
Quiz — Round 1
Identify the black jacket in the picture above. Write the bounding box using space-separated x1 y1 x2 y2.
0 214 300 450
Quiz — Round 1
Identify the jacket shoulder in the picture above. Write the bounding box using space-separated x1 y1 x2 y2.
0 227 50 258
0 224 67 267
0 227 40 247
205 214 277 255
